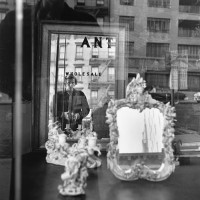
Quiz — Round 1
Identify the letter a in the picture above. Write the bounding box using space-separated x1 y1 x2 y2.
81 37 90 48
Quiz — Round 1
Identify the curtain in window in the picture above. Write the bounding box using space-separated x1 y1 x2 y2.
108 67 115 81
75 67 82 82
147 18 170 33
119 16 134 31
148 0 170 8
120 0 134 6
178 45 200 59
146 43 169 57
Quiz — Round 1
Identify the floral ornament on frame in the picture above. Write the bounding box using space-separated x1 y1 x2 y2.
106 73 176 181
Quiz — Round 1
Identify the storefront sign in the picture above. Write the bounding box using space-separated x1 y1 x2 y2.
169 65 179 90
178 50 188 90
169 51 179 90
169 50 188 90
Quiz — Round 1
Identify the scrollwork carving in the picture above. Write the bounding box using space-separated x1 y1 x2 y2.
106 74 176 181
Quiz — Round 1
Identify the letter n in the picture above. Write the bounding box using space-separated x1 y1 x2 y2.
94 37 102 48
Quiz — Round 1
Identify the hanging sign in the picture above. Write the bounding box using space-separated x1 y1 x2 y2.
178 50 188 90
169 50 188 90
169 51 179 90
169 65 179 90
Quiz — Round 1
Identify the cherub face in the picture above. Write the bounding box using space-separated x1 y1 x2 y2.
45 140 55 152
136 86 144 94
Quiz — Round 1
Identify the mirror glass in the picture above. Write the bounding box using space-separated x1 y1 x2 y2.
117 107 164 154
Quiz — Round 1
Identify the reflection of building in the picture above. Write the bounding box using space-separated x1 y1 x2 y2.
4 0 200 90
110 0 200 90
73 0 110 26
50 34 116 109
75 0 200 91
109 0 200 90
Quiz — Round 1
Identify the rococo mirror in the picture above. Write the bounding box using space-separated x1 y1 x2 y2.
106 74 176 181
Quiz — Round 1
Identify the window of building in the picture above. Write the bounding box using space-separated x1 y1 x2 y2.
92 45 99 58
120 0 134 6
91 67 99 81
91 90 98 101
128 42 134 57
0 12 6 22
178 20 200 37
76 45 83 59
108 45 116 58
59 45 67 60
108 90 115 99
179 0 200 14
146 43 169 57
97 17 104 26
75 67 82 82
119 16 134 31
57 67 65 91
108 67 115 81
96 0 104 6
178 44 200 59
77 0 85 5
148 0 170 8
128 73 137 83
147 18 170 33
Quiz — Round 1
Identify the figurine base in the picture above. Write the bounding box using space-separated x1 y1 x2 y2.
58 185 86 196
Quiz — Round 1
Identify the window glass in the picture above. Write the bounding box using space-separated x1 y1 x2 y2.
119 16 134 31
59 45 67 60
108 45 116 58
77 0 85 5
91 67 99 81
128 42 134 57
178 45 200 59
91 90 98 99
120 0 134 6
75 67 82 82
148 0 170 8
92 45 99 58
146 43 169 57
76 45 83 59
96 0 104 6
147 18 170 33
108 90 115 98
108 67 115 81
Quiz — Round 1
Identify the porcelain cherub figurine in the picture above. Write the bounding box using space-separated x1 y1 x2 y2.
45 121 70 165
71 130 102 168
58 152 88 196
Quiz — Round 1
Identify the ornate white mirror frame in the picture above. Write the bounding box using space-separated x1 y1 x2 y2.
106 74 176 181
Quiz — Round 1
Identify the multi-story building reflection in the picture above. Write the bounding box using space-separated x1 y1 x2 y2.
50 33 116 110
2 0 200 91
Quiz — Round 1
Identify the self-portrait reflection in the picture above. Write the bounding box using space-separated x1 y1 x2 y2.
48 33 117 139
51 73 89 132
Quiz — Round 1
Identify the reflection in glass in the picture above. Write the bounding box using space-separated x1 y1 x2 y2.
117 107 164 154
49 33 116 136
